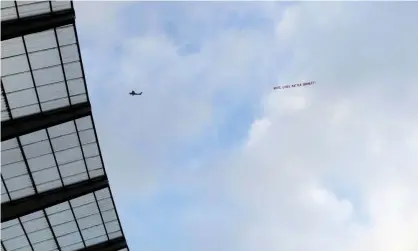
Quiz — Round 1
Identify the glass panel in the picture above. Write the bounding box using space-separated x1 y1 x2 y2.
78 214 101 229
22 215 48 233
32 166 59 184
74 203 99 219
11 104 40 118
18 1 50 18
3 235 29 250
2 111 10 121
102 209 117 223
86 156 102 171
1 147 23 165
1 37 25 58
57 231 83 247
7 88 38 109
1 6 18 21
25 30 56 52
2 72 33 93
82 225 106 241
75 116 92 130
85 235 107 247
61 242 84 251
27 227 53 242
71 94 87 104
17 1 39 5
1 179 9 201
29 48 61 70
89 169 104 178
2 1 15 8
46 201 69 215
95 188 109 200
67 78 85 95
48 121 75 138
108 230 122 239
1 220 23 240
55 146 82 165
2 138 19 151
52 221 78 237
23 140 51 159
33 239 56 251
60 44 79 63
63 173 88 185
64 61 82 79
4 174 32 192
33 65 64 86
82 143 99 158
48 209 73 226
59 160 85 177
37 82 68 102
1 161 27 179
10 186 35 200
71 193 94 207
20 129 47 145
37 179 61 193
20 211 43 222
1 55 29 75
79 129 96 145
105 220 120 233
28 154 56 172
41 97 70 112
57 26 76 46
51 133 79 151
98 198 114 212
51 1 71 11
2 193 10 203
2 219 19 229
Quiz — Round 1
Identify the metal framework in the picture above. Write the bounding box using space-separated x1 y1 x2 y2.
1 175 108 222
81 237 127 251
1 9 75 41
1 1 129 251
1 101 91 141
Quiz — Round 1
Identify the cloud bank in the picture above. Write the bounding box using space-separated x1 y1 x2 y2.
75 2 418 251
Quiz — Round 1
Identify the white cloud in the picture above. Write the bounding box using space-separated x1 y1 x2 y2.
75 2 418 251
219 2 418 251
246 118 271 147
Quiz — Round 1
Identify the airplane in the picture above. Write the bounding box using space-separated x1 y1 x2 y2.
129 90 143 96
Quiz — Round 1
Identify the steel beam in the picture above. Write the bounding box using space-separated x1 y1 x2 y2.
76 237 127 251
1 102 91 141
1 9 75 41
1 175 108 222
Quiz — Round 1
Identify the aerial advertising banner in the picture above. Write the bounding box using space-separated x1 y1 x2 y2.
273 81 316 90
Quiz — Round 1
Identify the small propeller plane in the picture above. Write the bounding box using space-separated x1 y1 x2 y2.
129 90 143 96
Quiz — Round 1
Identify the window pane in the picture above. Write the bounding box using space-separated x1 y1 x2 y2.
41 98 70 112
7 88 38 109
29 48 60 70
1 55 29 75
57 26 76 46
2 72 33 93
64 62 82 79
68 78 85 95
60 44 79 63
18 1 50 18
37 82 68 102
2 37 25 58
25 30 56 52
33 65 64 86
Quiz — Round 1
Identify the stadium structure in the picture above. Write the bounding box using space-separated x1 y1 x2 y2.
1 1 130 251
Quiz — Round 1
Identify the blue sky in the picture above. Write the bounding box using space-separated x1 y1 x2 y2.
74 2 418 251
